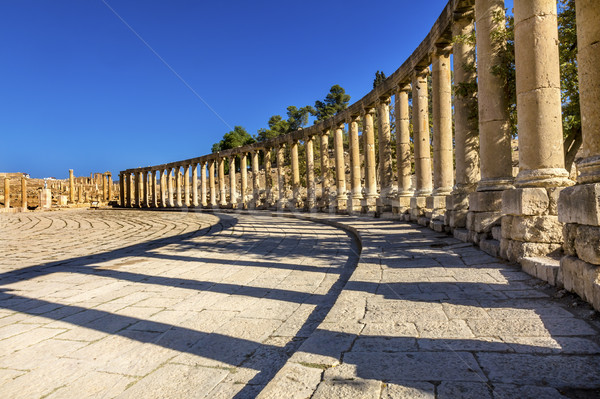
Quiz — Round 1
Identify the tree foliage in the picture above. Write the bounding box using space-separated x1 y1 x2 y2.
211 126 255 153
313 85 351 122
255 105 315 142
373 71 387 88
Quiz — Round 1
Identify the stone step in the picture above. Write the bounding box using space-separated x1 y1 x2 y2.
521 256 561 286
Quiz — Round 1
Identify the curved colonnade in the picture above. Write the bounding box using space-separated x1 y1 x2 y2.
119 0 600 310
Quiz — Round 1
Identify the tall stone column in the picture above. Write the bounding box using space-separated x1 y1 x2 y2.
348 115 363 213
4 178 9 208
201 162 208 207
119 173 125 207
183 165 190 207
134 171 141 208
102 173 108 202
108 173 113 203
159 170 166 207
229 155 237 208
501 0 572 263
277 143 287 210
241 152 248 208
151 171 157 207
21 176 27 209
209 160 217 207
126 173 132 207
449 12 480 231
142 171 149 207
290 140 301 209
263 148 272 207
192 163 199 207
69 169 75 204
377 96 394 211
174 167 182 207
428 47 454 231
558 0 600 310
218 157 227 207
319 130 330 211
394 84 413 215
251 150 260 208
305 135 316 211
361 108 379 213
411 68 433 224
167 168 174 207
334 123 347 213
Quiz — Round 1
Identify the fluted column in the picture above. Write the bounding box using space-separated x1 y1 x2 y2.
119 173 125 207
396 84 413 197
201 162 208 207
475 0 513 191
69 169 75 204
348 115 362 213
412 69 433 196
252 150 260 208
229 155 237 207
167 168 174 207
334 123 347 212
192 163 198 207
241 152 248 208
305 134 316 211
432 48 454 196
377 96 394 204
151 171 157 207
264 148 273 207
319 130 330 210
218 157 227 206
291 140 300 208
142 171 149 207
277 143 287 210
209 160 217 207
558 0 600 311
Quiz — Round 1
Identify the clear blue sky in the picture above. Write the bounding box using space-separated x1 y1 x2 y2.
0 0 513 179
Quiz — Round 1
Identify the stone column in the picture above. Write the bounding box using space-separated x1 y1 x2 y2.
411 68 433 224
501 0 572 263
218 157 227 206
229 155 237 208
209 160 217 207
159 170 166 207
21 176 27 209
3 178 9 208
126 173 132 207
333 123 347 213
305 134 316 212
119 173 125 207
174 167 182 207
264 147 273 207
394 84 413 216
167 168 174 207
200 162 208 207
449 12 480 232
134 171 140 208
77 185 83 204
428 47 454 231
192 163 198 207
290 140 301 209
558 0 600 311
183 165 190 207
348 115 363 213
142 171 149 207
102 173 108 202
150 171 157 207
319 130 330 211
241 152 248 208
107 173 113 202
361 108 379 213
377 96 394 211
69 169 75 204
277 143 287 210
251 150 260 208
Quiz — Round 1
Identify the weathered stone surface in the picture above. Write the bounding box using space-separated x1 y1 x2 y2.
426 195 447 209
561 255 600 311
558 183 600 226
521 256 561 286
449 209 468 228
468 191 503 212
505 240 562 263
467 211 501 233
502 187 549 216
502 215 563 243
563 223 600 265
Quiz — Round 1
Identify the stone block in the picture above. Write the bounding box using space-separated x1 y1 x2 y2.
426 195 447 210
425 211 433 219
392 196 411 208
468 191 503 212
563 224 600 265
58 195 68 206
501 187 549 216
561 256 600 311
480 239 501 258
521 256 561 286
547 186 564 215
449 192 470 210
500 238 510 259
505 239 562 263
449 210 468 228
491 226 502 241
39 189 52 209
503 215 563 243
431 220 445 232
453 228 469 242
558 183 600 226
410 196 428 209
417 216 430 226
467 211 501 233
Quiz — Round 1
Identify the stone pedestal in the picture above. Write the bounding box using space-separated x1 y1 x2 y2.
39 189 52 209
426 195 448 232
410 196 428 224
361 195 378 216
446 192 470 230
348 196 363 214
465 191 503 244
392 196 411 217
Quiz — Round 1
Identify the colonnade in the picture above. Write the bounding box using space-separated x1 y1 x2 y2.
120 0 600 310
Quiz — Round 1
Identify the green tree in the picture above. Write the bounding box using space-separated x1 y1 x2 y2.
212 126 255 153
313 85 351 122
373 71 387 88
256 105 315 142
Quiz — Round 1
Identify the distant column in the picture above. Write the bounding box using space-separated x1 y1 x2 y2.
21 176 27 209
348 115 363 213
192 163 199 207
277 143 287 209
252 150 260 208
142 171 149 207
305 134 316 211
167 168 174 207
126 173 132 207
151 171 157 207
69 169 75 204
201 162 208 207
4 178 9 208
377 96 394 203
264 147 273 206
334 123 347 212
320 129 330 210
102 173 108 202
291 140 300 208
183 164 191 207
119 173 125 207
218 157 227 206
362 107 378 213
175 167 182 207
209 160 217 207
107 173 113 202
134 171 141 208
241 152 248 208
229 155 237 207
159 169 167 207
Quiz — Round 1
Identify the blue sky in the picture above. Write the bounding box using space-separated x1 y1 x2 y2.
1 0 512 179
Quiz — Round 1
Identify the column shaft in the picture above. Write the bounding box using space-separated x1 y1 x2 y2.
192 164 199 207
229 156 237 206
396 86 413 195
265 148 272 206
119 173 125 207
291 141 300 206
349 116 362 199
159 170 166 207
377 98 394 196
167 168 174 207
21 176 27 209
241 153 248 206
334 123 347 204
183 165 190 206
209 161 217 206
201 162 208 207
219 158 227 206
126 173 132 207
102 174 108 202
277 144 286 208
69 169 75 204
4 178 9 208
252 151 260 206
151 171 157 207
432 51 454 195
320 131 330 207
306 135 316 210
142 171 149 207
108 174 113 202
412 70 433 196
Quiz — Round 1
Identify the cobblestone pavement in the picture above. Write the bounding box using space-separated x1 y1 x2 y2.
1 210 600 398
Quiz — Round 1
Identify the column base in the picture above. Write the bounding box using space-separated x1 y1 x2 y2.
477 177 514 192
466 191 503 244
348 196 363 214
409 196 428 223
361 195 378 216
392 196 411 215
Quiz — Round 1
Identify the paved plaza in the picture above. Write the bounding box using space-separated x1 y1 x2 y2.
0 209 599 398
